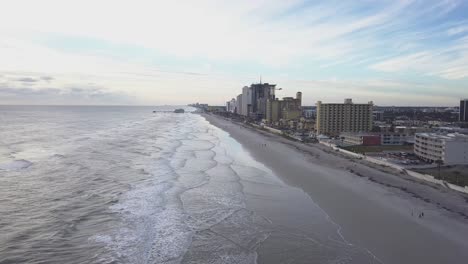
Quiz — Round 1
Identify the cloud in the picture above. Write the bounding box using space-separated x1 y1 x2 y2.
277 78 463 106
0 84 136 105
0 0 467 105
15 77 38 83
447 25 468 36
0 0 451 65
370 37 468 79
41 76 54 82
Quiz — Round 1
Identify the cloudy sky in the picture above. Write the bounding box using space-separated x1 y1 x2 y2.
0 0 467 106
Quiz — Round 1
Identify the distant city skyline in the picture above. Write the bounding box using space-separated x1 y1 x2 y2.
0 0 467 106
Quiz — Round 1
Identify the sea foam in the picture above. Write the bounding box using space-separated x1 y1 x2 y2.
0 159 33 171
94 114 273 264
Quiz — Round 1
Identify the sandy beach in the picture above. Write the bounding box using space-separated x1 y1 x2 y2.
202 113 468 264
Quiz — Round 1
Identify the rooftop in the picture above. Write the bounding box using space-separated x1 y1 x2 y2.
317 98 373 105
415 132 468 141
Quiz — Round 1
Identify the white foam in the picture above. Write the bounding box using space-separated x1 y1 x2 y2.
95 114 278 264
0 159 33 171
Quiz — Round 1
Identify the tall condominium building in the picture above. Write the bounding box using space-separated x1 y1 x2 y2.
414 133 468 164
236 94 243 115
250 83 276 119
460 99 468 122
225 98 236 113
239 83 276 119
240 86 252 117
316 98 373 136
266 92 302 123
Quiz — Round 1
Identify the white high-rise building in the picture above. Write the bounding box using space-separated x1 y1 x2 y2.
225 98 236 113
241 86 252 117
236 94 243 115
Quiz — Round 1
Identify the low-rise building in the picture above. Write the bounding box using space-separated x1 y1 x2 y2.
207 106 226 112
341 132 381 146
414 133 468 164
393 120 425 126
340 132 415 146
373 111 385 121
428 120 450 127
303 108 316 119
394 126 429 134
381 133 414 145
434 127 468 135
378 125 392 133
297 117 315 131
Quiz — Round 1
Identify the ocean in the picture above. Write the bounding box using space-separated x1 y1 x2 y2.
0 106 379 264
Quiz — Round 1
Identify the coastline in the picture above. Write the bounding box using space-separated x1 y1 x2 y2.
201 112 468 264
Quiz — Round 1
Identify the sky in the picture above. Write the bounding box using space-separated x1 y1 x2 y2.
0 0 467 106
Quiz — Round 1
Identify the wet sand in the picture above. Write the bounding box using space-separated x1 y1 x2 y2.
202 113 468 264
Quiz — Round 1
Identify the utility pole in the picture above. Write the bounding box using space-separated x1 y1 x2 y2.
435 159 443 180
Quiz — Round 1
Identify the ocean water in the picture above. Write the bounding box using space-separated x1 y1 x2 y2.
0 106 379 264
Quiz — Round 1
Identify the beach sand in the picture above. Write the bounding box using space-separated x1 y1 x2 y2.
202 113 468 264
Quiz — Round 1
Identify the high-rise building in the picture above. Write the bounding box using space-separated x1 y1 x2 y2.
296 92 302 104
250 83 276 119
225 98 236 113
266 92 302 123
236 94 243 115
460 99 468 122
240 86 251 117
316 98 373 136
266 99 281 123
238 83 277 119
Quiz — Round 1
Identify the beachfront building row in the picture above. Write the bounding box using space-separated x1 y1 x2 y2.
414 133 468 165
237 83 277 119
316 99 373 136
232 82 303 124
265 92 302 124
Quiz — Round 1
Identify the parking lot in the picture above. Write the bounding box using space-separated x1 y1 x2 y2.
366 151 428 166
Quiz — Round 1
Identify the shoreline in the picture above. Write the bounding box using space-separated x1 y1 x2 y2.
201 112 468 264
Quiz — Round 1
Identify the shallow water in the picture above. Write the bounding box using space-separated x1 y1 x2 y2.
0 106 379 263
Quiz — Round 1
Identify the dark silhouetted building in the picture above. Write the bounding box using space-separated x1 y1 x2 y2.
461 99 468 122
